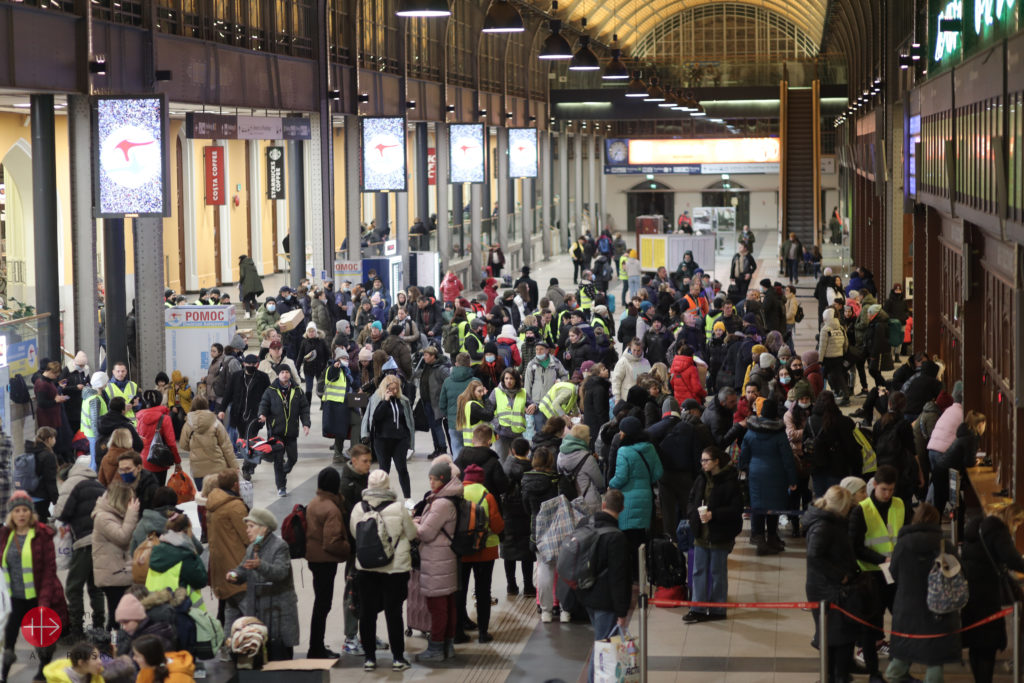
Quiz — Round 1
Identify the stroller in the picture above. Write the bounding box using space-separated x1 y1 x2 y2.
236 422 285 481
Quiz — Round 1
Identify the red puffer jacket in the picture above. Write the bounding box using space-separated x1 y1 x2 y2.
0 523 68 625
670 353 706 405
137 405 180 472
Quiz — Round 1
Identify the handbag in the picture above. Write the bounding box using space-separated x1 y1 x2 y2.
592 625 640 683
168 467 197 504
146 415 176 469
926 538 969 615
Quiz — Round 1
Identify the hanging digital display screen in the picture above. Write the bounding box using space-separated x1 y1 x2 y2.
449 123 486 184
509 128 538 178
361 117 407 192
92 95 170 218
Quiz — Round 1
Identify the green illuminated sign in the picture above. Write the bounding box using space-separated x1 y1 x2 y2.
933 0 963 63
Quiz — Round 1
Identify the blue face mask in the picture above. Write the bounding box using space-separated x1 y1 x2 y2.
120 471 136 484
485 355 496 363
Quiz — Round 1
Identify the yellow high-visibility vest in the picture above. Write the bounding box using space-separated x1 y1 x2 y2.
857 497 905 572
493 389 527 434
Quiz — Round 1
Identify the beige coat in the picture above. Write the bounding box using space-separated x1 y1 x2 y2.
179 409 236 479
205 488 249 599
91 494 140 587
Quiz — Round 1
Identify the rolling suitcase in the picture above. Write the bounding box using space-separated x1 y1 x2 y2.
405 568 432 637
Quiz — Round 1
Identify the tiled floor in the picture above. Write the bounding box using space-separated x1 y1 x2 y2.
14 231 1017 681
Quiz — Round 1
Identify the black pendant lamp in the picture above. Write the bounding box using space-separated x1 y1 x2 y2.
644 77 665 102
538 3 573 60
624 71 647 97
395 0 450 17
602 34 628 80
483 0 524 33
569 19 600 71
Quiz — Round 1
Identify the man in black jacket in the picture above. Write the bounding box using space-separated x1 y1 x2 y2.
702 387 745 449
259 368 311 497
416 296 445 345
729 244 756 300
901 360 942 421
97 397 144 453
577 490 630 682
758 279 786 335
514 266 539 310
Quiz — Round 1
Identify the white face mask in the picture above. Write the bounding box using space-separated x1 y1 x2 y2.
798 401 812 410
535 352 547 360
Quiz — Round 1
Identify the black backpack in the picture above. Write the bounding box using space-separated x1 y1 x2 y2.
9 375 31 406
558 457 589 501
646 535 686 587
443 495 489 556
355 501 396 568
442 325 460 355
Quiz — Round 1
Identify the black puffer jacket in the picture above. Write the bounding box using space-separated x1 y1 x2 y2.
581 376 611 447
802 505 861 646
686 465 743 546
701 397 744 449
499 456 533 562
961 515 1024 650
520 469 559 551
258 380 311 438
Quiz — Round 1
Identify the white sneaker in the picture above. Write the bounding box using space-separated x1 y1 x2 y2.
541 610 553 623
560 609 571 623
245 312 251 319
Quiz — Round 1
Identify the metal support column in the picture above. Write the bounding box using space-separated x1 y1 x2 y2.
522 177 534 266
541 131 552 259
132 218 166 387
314 0 335 273
496 127 510 250
344 116 362 262
287 140 306 288
470 183 483 283
451 183 464 262
600 137 608 234
574 132 584 238
435 123 451 270
103 219 128 368
68 94 99 364
415 122 430 235
31 94 60 360
375 193 390 251
396 189 409 278
558 130 569 254
588 134 598 233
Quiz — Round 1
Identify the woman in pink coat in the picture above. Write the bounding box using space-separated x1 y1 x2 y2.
926 381 963 467
413 458 463 662
670 342 706 405
440 271 464 304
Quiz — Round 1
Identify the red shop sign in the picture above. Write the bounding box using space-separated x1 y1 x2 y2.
427 147 436 185
205 145 225 205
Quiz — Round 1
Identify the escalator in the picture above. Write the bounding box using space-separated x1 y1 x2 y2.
780 82 821 248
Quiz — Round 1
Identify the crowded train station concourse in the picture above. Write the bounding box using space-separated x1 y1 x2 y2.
0 0 1019 681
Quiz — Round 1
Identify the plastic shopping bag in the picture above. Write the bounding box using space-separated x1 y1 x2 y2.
592 625 640 683
168 467 197 504
54 521 72 572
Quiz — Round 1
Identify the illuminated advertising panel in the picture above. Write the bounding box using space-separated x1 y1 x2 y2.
509 128 538 178
628 138 780 165
449 124 486 184
361 117 407 192
92 95 170 218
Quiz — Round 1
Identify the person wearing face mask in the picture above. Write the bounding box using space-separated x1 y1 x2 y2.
256 296 280 336
322 348 354 464
91 482 141 631
611 338 651 402
783 385 814 538
64 351 90 434
767 366 793 405
523 340 568 435
258 368 311 497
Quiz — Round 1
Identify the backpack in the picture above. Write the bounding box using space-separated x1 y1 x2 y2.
443 494 489 556
13 452 39 494
794 303 805 323
927 538 969 614
442 324 460 355
597 235 612 255
281 504 308 559
496 342 515 368
556 520 615 591
172 597 198 653
558 457 590 501
852 427 877 474
132 532 161 584
190 603 226 660
888 318 903 346
646 534 686 587
355 501 396 568
9 375 31 406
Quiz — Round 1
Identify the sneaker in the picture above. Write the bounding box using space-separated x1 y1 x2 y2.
278 488 288 497
363 660 376 671
343 638 364 656
244 312 251 320
507 585 520 597
376 637 389 650
541 610 553 623
392 659 411 672
876 641 890 658
854 647 865 666
523 585 537 597
682 611 709 623
560 609 571 623
307 647 340 659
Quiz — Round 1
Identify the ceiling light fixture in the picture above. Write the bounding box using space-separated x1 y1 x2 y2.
603 34 629 79
395 0 450 17
538 2 573 60
569 19 600 71
690 104 706 117
644 77 665 102
624 71 648 97
482 0 524 32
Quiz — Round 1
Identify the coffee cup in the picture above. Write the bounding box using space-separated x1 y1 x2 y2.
698 505 708 516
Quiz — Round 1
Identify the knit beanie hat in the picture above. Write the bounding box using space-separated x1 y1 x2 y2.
429 461 453 484
90 372 109 390
317 467 341 496
7 491 32 513
358 347 373 362
115 594 147 623
462 464 485 485
760 398 780 420
243 508 277 532
580 361 596 375
662 397 680 417
778 345 792 361
840 476 867 497
759 353 777 369
713 321 727 334
801 350 819 366
751 344 768 359
368 470 391 490
790 381 813 402
867 304 882 319
935 391 954 411
619 416 643 439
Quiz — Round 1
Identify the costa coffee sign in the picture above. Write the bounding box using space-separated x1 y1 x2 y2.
205 146 225 205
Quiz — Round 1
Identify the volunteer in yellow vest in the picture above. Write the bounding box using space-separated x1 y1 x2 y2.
576 273 596 312
0 490 69 681
82 371 110 469
145 513 208 610
104 362 141 423
456 380 494 448
321 350 352 464
461 318 487 365
489 368 527 461
454 463 505 644
619 252 630 301
538 378 581 420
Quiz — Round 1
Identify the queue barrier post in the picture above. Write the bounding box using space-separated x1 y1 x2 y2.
638 543 649 683
818 601 829 682
1014 601 1021 683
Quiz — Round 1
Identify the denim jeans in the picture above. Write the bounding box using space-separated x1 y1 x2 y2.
586 608 620 683
530 411 547 435
88 435 98 470
692 544 731 616
627 275 641 299
886 658 944 683
422 402 447 454
448 426 464 461
786 258 800 283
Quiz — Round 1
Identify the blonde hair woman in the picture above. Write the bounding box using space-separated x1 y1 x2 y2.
933 409 988 514
456 380 493 447
359 374 415 497
98 427 137 488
